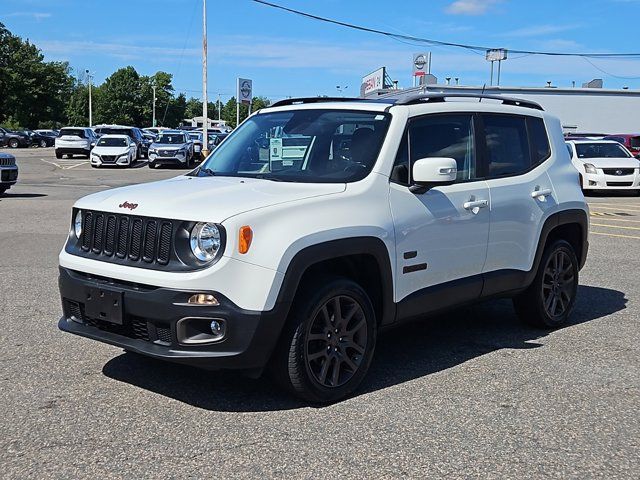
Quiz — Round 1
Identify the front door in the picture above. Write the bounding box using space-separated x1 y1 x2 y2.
389 113 490 308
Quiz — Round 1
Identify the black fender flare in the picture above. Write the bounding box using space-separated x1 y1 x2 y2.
273 237 396 326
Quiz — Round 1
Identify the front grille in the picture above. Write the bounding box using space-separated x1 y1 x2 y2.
606 181 634 187
100 155 117 164
160 150 176 157
78 210 175 268
603 168 635 176
1 169 18 182
0 155 16 166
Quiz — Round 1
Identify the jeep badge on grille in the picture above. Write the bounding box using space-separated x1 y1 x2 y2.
119 201 138 210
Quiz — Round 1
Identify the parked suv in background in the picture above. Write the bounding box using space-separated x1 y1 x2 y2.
58 94 588 402
94 125 146 159
0 152 18 195
147 130 194 168
55 127 97 159
0 127 32 148
603 134 640 156
566 139 640 193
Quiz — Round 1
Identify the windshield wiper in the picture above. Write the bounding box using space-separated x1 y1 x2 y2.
198 167 217 177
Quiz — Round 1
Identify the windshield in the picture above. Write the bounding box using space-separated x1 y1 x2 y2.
60 128 86 138
98 137 128 147
198 109 391 183
576 143 631 159
189 133 202 141
157 134 186 144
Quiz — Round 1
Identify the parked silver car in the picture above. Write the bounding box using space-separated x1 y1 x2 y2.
148 131 194 168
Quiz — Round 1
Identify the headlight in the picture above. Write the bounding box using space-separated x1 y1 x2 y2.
190 222 221 262
584 163 597 174
74 210 83 238
149 148 157 154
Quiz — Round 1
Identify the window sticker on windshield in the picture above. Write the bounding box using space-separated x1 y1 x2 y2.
375 115 385 121
270 138 291 165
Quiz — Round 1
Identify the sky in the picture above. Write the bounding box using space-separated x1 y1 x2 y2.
3 0 640 102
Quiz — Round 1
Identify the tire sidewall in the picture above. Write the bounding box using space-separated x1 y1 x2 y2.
285 277 377 403
534 240 579 327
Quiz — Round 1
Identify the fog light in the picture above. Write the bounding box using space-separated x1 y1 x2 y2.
187 293 219 305
210 320 224 336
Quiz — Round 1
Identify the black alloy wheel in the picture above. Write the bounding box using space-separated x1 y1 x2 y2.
514 239 579 328
9 139 19 148
305 295 368 388
271 276 377 403
39 139 48 148
541 249 575 319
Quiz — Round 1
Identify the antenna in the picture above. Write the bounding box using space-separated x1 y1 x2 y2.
479 83 487 102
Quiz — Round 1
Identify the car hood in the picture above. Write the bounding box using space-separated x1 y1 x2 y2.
74 176 347 223
93 146 129 155
579 157 640 169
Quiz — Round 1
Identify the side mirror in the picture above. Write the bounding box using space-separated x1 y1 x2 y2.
410 157 457 193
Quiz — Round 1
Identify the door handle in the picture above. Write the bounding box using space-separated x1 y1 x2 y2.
531 188 552 199
463 199 488 213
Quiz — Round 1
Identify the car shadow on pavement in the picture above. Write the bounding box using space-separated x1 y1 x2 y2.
101 285 626 412
0 193 47 199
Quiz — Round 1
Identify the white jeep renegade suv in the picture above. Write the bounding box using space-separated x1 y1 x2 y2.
58 94 589 402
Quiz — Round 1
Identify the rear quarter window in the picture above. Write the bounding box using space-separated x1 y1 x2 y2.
527 117 551 165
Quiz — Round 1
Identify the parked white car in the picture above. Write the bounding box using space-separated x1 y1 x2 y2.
566 140 640 193
55 127 97 159
90 134 138 168
58 94 589 402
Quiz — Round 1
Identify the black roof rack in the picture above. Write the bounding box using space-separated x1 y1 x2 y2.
270 97 366 108
394 93 544 111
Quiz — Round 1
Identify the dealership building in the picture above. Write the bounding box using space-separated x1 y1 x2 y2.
362 69 640 135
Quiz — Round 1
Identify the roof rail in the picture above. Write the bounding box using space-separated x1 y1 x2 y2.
270 97 364 108
394 93 544 111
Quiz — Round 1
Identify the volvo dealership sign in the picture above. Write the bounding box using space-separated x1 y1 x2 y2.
362 68 385 96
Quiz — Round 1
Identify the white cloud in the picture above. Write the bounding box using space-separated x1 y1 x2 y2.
445 0 501 15
5 11 51 20
498 24 580 38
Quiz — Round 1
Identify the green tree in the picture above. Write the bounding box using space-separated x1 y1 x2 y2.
220 96 270 128
94 66 142 126
0 22 73 128
163 93 187 128
184 97 202 119
140 71 175 127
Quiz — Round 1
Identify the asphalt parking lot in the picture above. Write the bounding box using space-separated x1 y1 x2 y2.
1 147 638 479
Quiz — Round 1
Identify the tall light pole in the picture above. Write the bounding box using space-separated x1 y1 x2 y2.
201 0 209 157
217 93 221 122
85 69 93 127
152 84 157 127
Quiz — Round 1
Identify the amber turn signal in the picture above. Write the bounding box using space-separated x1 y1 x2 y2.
239 226 253 254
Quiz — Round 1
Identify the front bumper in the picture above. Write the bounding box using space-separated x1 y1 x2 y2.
90 155 130 166
58 267 288 370
582 169 640 190
148 153 187 165
56 147 90 155
0 166 18 186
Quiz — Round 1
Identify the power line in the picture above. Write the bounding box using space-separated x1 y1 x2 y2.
252 0 640 59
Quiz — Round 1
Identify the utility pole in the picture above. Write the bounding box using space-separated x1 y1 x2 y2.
217 93 221 122
152 85 157 127
85 69 93 127
201 0 209 157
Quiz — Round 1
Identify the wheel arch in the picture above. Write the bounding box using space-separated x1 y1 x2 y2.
273 237 396 327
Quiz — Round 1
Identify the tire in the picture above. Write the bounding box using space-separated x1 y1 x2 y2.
513 239 579 328
0 186 7 196
148 161 157 169
66 154 73 159
39 139 48 148
270 276 377 403
8 139 19 148
55 151 62 159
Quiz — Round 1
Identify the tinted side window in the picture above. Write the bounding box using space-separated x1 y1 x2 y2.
527 117 551 165
483 114 531 178
408 114 477 182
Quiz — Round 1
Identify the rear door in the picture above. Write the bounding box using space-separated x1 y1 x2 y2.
481 114 557 282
